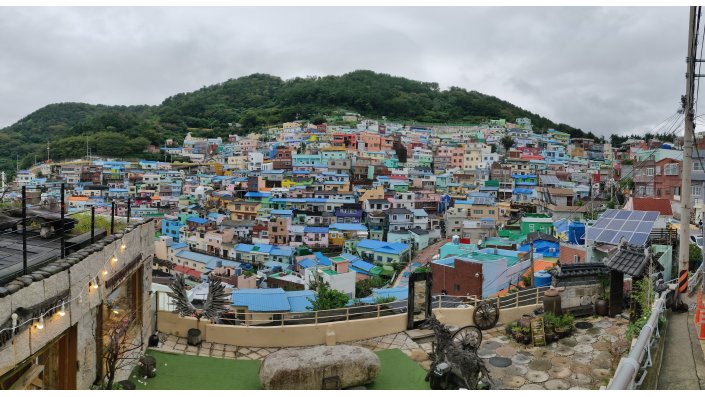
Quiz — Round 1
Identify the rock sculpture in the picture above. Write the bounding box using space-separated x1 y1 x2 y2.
259 345 380 389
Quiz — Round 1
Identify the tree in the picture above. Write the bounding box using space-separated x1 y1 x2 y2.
690 243 702 271
102 312 144 390
501 135 515 152
307 270 350 311
393 140 408 163
311 116 327 125
355 276 387 298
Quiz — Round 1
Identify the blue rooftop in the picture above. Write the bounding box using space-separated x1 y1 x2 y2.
357 239 409 255
314 252 332 266
186 216 208 224
328 223 368 231
286 290 316 312
231 288 290 312
304 226 329 234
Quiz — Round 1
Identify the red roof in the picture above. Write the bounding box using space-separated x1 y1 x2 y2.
632 198 673 216
174 265 202 279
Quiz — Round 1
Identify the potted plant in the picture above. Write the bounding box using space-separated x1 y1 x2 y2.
520 327 532 345
543 312 559 342
595 275 610 316
506 321 518 337
511 326 525 343
555 314 574 338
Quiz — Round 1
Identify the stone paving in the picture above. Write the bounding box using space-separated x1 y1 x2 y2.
153 314 628 390
474 315 629 390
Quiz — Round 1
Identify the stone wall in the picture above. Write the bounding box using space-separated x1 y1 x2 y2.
0 220 154 389
558 284 601 309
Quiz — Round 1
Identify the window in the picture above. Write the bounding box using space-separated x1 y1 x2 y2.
646 168 654 176
693 186 702 197
530 224 535 232
377 255 382 261
454 284 461 292
665 163 679 176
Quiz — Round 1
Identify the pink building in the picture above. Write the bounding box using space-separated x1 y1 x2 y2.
303 227 329 248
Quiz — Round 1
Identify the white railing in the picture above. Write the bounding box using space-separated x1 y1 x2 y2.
607 292 667 389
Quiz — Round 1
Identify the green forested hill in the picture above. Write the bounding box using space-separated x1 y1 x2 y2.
0 70 597 175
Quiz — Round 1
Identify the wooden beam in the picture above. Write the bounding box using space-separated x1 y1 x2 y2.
9 364 44 390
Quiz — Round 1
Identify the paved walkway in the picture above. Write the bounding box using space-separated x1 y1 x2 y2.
393 238 448 288
152 314 624 390
657 298 705 390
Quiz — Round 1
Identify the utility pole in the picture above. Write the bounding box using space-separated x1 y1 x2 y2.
677 6 698 302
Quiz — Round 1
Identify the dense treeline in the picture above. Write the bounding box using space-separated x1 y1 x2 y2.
609 132 677 147
1 70 598 176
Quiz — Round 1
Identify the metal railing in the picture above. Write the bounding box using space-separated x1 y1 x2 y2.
607 292 667 390
157 291 409 327
157 286 553 329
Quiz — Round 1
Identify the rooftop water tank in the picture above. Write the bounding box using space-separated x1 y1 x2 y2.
568 222 586 245
534 270 552 287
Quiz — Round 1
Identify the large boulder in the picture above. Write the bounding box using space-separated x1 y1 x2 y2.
259 345 380 390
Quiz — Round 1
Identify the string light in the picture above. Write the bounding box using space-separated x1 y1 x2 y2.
0 226 137 336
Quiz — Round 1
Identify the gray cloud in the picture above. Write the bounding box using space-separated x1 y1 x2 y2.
0 6 689 136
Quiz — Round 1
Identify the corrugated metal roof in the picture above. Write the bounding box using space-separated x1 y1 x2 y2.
231 288 290 312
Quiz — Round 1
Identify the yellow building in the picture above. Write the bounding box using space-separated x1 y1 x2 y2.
227 201 261 221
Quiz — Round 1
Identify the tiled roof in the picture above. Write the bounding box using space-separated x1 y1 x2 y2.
525 231 559 243
551 262 608 279
631 198 673 216
605 244 649 276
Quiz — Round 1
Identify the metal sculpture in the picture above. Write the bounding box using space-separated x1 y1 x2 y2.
423 315 492 390
452 325 482 350
167 273 229 322
473 300 499 330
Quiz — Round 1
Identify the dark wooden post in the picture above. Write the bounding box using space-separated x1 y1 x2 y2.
60 183 65 258
609 270 624 317
22 186 27 275
90 206 95 243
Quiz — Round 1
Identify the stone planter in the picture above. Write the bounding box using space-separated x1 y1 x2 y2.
138 355 157 378
187 328 202 346
555 327 572 338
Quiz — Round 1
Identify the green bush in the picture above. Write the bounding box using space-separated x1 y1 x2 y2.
70 212 126 236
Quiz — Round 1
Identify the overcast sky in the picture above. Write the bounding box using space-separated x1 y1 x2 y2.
0 6 690 136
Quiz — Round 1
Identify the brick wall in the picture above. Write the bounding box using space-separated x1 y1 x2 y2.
559 243 586 264
431 258 483 296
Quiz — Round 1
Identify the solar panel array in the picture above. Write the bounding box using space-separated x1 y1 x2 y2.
585 209 659 247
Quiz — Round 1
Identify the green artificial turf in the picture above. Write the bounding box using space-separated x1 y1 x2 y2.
132 348 429 390
133 350 261 390
368 349 430 390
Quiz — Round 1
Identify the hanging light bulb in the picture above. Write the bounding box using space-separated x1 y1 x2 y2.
120 241 127 251
58 303 66 317
37 315 44 330
102 268 108 276
111 255 118 264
